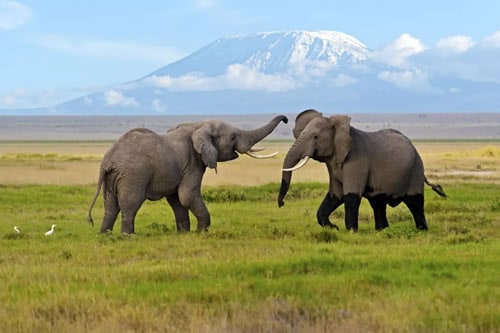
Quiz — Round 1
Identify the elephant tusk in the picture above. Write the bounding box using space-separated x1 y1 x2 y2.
249 146 266 152
245 151 279 159
282 156 310 171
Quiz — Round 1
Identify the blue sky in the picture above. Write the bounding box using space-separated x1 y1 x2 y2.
1 0 500 109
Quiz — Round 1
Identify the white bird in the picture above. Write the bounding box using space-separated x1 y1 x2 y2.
45 224 56 236
13 226 20 233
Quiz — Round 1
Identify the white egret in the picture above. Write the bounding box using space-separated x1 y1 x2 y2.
45 224 56 236
13 226 20 233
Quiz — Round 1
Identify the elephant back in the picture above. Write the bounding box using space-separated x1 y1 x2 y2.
293 109 323 139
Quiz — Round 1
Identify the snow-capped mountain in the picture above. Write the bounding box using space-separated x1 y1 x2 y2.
146 31 369 77
4 30 499 115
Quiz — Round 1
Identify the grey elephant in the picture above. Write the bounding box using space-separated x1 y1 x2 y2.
277 109 445 231
88 115 288 234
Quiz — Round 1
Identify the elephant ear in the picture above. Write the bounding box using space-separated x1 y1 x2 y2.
293 109 323 139
192 124 218 170
329 115 352 165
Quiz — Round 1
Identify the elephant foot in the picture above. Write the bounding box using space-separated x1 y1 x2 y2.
416 224 429 231
175 219 191 232
322 222 339 230
176 224 190 232
196 221 210 232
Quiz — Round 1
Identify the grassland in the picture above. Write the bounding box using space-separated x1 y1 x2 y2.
0 141 499 332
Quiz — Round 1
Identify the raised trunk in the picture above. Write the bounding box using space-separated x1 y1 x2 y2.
236 115 288 153
277 139 305 207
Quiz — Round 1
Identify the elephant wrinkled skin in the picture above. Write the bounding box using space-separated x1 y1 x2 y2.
278 109 445 231
88 115 288 234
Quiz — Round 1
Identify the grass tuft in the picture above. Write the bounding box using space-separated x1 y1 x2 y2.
309 229 339 243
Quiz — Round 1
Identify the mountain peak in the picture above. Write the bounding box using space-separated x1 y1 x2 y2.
149 30 369 77
232 30 367 50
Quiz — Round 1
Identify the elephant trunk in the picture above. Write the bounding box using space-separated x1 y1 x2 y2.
278 138 305 207
236 115 288 153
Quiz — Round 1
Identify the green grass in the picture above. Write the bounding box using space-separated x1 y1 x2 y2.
0 183 499 332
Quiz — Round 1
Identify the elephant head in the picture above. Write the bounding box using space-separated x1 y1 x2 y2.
278 109 351 207
191 115 288 170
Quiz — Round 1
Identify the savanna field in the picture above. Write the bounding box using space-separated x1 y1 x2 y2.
0 141 499 332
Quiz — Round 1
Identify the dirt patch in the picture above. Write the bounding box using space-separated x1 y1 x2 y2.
435 170 495 176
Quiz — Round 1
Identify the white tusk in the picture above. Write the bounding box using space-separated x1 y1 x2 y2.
245 151 279 159
282 156 310 171
249 146 266 152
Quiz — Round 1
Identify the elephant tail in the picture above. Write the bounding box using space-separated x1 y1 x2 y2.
88 167 105 226
424 176 446 198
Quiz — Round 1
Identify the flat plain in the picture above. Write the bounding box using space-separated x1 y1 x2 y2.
0 114 499 332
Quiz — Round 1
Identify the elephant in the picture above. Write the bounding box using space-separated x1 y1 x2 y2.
88 115 288 234
277 109 446 231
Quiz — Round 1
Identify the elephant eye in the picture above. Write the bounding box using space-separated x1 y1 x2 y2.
313 135 319 141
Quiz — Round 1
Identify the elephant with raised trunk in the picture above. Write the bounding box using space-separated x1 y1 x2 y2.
278 109 445 231
88 115 288 234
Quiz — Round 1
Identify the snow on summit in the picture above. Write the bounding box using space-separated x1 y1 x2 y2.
148 30 369 77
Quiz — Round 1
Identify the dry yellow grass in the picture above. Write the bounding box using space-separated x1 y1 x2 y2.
0 141 499 185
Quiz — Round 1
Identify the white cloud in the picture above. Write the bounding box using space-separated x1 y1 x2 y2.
2 94 17 106
83 96 93 106
32 34 184 64
482 30 500 48
436 35 476 54
0 1 31 30
330 73 358 87
104 89 139 107
225 64 298 91
378 69 437 92
0 88 65 108
371 32 500 91
288 59 336 78
1 88 25 106
146 64 299 92
409 31 500 84
152 99 167 113
371 33 426 67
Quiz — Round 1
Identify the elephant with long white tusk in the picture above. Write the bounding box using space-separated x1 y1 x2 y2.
278 109 445 231
88 115 288 234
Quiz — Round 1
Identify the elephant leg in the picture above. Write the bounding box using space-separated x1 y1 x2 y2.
344 193 361 231
118 191 146 234
100 191 120 233
178 189 210 232
368 195 389 230
166 193 191 232
189 196 210 232
316 193 343 230
178 176 210 232
403 194 428 230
